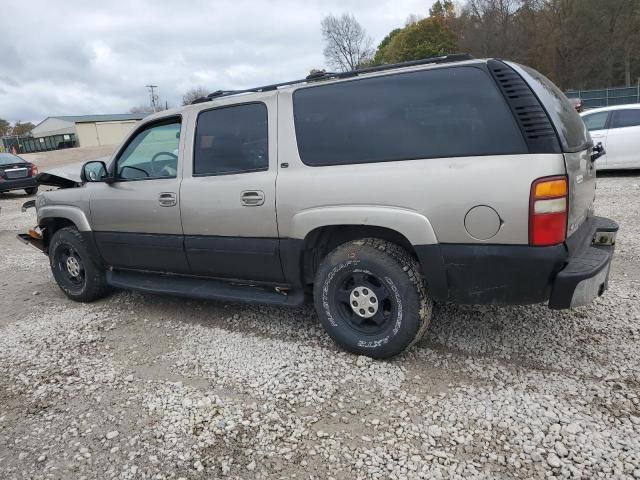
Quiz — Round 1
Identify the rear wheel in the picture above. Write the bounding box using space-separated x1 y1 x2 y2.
49 227 110 302
25 187 38 195
313 238 432 359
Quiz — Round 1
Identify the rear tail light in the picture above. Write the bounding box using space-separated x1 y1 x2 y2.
30 164 38 177
529 176 568 246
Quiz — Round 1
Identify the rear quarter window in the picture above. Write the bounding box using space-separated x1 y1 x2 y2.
293 66 527 166
509 63 590 152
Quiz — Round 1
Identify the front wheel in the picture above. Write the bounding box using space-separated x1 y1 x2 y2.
313 239 432 359
49 227 110 302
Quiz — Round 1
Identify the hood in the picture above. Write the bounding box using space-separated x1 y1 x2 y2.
35 157 109 188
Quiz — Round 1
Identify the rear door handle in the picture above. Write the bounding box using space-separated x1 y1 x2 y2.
241 190 265 206
158 192 177 207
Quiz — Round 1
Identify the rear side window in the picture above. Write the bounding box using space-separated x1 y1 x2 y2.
194 103 268 176
582 111 609 131
293 66 527 166
610 109 640 129
510 63 590 152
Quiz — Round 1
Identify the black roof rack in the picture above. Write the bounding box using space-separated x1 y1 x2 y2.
192 53 474 104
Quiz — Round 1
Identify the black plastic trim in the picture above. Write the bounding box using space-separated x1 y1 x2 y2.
195 54 474 103
438 243 567 305
487 60 562 154
94 231 190 274
549 216 618 309
106 270 304 307
184 235 284 282
16 233 46 252
279 238 305 287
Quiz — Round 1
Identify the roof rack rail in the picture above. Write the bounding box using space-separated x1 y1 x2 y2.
192 53 474 104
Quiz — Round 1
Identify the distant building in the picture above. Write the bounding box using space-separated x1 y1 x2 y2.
31 113 147 148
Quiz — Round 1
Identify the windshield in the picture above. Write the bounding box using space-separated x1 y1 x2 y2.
0 153 26 166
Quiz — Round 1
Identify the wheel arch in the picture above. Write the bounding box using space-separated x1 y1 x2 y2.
37 206 94 256
281 221 448 301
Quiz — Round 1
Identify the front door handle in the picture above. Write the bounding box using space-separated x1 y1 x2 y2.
241 190 265 206
158 192 177 207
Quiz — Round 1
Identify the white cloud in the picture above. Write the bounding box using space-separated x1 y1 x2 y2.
0 0 436 124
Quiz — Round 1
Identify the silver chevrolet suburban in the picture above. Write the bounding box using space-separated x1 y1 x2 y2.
20 55 618 358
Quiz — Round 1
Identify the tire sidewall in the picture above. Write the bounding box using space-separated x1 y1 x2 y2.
314 245 422 357
49 229 92 298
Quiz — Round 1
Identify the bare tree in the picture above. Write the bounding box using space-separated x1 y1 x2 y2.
321 13 373 71
182 86 209 106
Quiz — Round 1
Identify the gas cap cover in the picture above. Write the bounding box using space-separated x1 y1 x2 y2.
464 205 502 241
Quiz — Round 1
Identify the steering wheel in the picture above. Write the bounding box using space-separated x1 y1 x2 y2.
150 152 178 177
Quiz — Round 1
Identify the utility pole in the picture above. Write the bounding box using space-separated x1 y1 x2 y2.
145 85 159 112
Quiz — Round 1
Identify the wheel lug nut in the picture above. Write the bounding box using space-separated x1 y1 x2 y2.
370 297 376 303
362 289 368 295
368 307 374 313
359 309 365 315
354 291 359 297
352 301 358 307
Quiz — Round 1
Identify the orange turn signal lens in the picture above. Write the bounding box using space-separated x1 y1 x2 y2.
28 227 43 240
534 179 567 198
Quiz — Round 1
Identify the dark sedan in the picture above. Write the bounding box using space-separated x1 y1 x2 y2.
0 153 38 195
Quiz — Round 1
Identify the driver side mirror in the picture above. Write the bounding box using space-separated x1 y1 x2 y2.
81 161 108 183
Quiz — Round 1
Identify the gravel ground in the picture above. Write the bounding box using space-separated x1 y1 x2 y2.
1 171 639 479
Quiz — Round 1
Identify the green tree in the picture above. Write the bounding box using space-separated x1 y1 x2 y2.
429 0 456 19
377 15 458 64
372 28 402 65
0 119 11 137
372 0 459 65
11 121 35 137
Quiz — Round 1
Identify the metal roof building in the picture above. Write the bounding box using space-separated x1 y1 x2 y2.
31 113 147 147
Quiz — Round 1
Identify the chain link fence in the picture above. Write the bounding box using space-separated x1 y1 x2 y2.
566 85 640 109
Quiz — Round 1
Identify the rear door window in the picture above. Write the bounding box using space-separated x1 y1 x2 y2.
509 63 590 152
194 103 268 176
582 111 609 131
610 109 640 129
293 66 527 166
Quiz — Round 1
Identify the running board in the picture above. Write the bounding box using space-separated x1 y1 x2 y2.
106 270 305 307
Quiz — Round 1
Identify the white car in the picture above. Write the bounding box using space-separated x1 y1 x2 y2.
581 105 640 170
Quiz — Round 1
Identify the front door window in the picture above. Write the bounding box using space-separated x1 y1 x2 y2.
117 122 181 180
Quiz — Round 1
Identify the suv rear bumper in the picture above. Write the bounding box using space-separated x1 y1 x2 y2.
548 216 617 309
415 216 618 308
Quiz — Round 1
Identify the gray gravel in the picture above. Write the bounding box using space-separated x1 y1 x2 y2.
1 173 639 479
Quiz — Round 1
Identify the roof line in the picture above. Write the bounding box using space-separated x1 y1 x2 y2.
192 53 474 104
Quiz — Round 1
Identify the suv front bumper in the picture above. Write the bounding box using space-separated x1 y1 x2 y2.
548 216 618 309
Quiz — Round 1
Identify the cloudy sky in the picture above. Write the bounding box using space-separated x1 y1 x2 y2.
0 0 436 124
